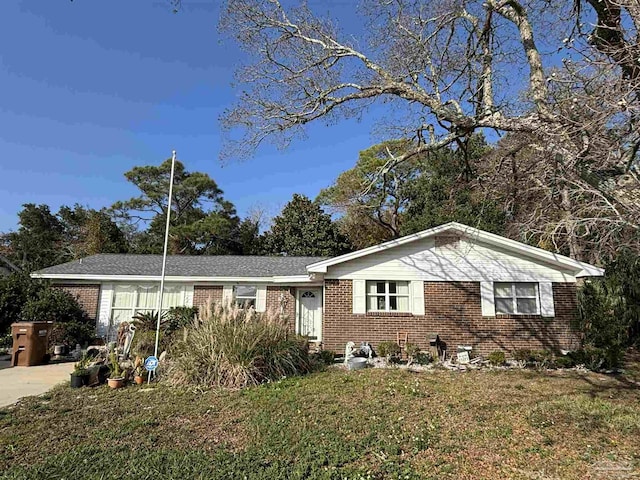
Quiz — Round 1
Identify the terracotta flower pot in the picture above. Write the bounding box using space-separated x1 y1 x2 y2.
107 377 125 389
134 375 145 385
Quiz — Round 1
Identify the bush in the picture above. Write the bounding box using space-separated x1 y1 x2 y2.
166 306 198 335
512 349 554 368
567 346 623 371
0 273 46 334
487 350 506 366
20 287 94 348
169 302 312 388
377 341 401 359
413 352 432 365
313 349 335 366
0 333 11 353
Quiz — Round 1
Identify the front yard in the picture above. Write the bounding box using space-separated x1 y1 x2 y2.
1 366 639 479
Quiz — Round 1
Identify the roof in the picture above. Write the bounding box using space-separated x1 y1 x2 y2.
306 222 604 278
0 255 19 276
33 254 328 281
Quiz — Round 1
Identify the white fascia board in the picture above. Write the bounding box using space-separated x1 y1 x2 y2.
31 273 319 284
306 221 605 277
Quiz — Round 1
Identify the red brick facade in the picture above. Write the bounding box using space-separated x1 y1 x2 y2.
192 285 223 308
322 279 580 356
266 286 297 330
53 284 100 320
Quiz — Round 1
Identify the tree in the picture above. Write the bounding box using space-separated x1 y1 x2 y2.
3 204 66 270
318 139 422 248
318 135 504 249
220 0 640 262
262 194 350 256
111 158 242 255
58 205 129 259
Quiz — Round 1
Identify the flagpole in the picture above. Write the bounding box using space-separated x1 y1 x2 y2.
149 150 176 384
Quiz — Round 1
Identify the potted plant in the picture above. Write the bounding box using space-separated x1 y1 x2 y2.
107 350 125 389
70 353 90 388
133 356 146 385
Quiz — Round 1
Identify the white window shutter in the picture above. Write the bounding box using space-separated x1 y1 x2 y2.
480 281 495 316
255 285 267 312
539 282 555 317
410 280 425 315
222 285 234 305
97 283 113 338
352 279 366 314
183 285 194 307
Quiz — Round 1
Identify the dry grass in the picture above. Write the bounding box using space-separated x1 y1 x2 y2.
1 366 639 479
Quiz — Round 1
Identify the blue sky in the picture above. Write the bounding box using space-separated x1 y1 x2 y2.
0 0 380 232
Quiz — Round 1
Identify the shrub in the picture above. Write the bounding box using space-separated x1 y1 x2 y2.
553 355 575 369
313 349 335 366
567 346 623 371
166 306 198 335
487 351 506 366
169 302 312 388
0 272 44 334
512 349 554 368
413 352 432 365
20 287 94 348
377 341 401 359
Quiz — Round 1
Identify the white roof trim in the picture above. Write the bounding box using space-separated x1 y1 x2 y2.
306 222 604 277
30 273 317 284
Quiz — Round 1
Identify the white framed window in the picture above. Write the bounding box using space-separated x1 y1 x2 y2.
366 281 410 312
234 285 257 308
110 284 186 325
494 282 540 315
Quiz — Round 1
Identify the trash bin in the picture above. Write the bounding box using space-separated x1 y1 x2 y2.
11 322 53 367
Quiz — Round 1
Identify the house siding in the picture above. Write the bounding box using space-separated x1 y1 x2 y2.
325 235 577 283
322 279 580 356
53 284 100 320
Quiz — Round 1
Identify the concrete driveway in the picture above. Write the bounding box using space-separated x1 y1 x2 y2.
0 361 73 408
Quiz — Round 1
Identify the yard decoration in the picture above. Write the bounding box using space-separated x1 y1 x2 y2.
107 349 125 389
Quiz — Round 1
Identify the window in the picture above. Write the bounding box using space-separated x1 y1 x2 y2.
110 284 186 327
366 281 410 312
494 282 539 315
234 285 257 308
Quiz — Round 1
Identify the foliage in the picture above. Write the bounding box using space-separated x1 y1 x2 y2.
111 158 243 255
2 204 128 271
0 272 45 334
2 204 66 270
312 349 335 366
72 354 90 376
377 341 401 360
0 333 11 353
49 322 95 349
108 350 122 379
575 249 640 368
19 285 94 348
170 302 312 388
57 205 128 259
413 352 432 365
219 0 640 264
262 194 351 256
165 306 198 335
487 351 507 366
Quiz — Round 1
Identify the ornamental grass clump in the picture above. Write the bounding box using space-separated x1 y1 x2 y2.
169 301 312 389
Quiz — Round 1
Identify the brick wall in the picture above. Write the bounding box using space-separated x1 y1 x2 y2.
266 286 297 330
192 285 223 308
323 279 580 356
53 284 100 320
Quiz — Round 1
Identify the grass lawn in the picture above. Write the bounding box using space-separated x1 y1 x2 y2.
1 366 640 479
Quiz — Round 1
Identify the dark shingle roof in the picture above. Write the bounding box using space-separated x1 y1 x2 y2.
33 254 328 278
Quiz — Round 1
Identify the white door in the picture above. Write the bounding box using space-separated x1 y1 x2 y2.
297 288 322 341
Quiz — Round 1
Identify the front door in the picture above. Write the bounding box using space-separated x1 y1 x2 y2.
297 288 322 341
